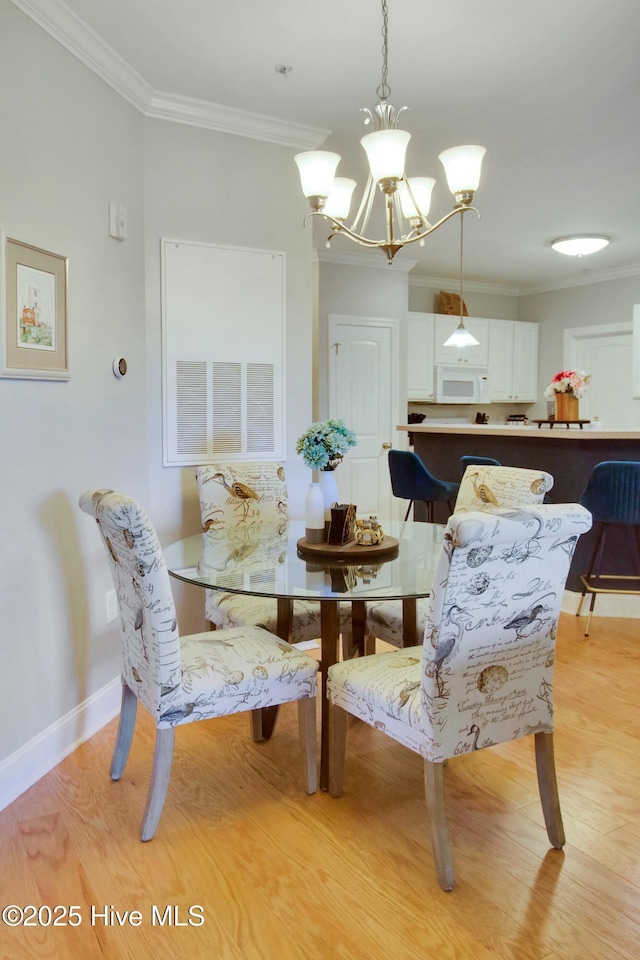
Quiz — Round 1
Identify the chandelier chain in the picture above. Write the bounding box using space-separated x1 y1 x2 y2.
376 0 391 101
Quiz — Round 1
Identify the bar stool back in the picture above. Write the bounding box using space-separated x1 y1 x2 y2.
388 449 460 522
577 460 640 636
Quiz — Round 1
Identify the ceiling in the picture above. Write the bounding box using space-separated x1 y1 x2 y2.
32 0 640 291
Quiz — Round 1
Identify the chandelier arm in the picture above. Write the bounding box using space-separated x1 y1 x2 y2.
350 175 376 235
408 204 480 245
304 203 480 252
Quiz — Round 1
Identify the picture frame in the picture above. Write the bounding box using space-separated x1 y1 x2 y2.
0 233 69 381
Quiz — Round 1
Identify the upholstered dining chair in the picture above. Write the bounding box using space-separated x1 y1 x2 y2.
79 489 318 841
366 464 556 649
454 463 554 513
328 503 593 891
195 462 352 642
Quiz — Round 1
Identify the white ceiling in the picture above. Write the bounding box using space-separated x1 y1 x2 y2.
23 0 640 291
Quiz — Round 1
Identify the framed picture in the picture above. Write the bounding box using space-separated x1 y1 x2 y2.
0 233 69 380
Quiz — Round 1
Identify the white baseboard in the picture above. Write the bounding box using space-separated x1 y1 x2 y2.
0 676 121 814
562 589 640 618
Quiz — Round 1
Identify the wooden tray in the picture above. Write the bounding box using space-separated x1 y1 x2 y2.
532 419 591 430
297 536 399 562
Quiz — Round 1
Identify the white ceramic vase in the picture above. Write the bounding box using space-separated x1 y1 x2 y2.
305 481 325 543
318 469 339 522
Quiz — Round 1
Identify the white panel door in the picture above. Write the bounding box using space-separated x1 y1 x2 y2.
566 323 636 429
328 316 400 519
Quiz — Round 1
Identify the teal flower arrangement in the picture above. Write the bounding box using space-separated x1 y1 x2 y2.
296 418 357 471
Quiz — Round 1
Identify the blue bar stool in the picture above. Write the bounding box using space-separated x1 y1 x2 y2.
460 455 501 477
388 449 460 522
576 460 640 636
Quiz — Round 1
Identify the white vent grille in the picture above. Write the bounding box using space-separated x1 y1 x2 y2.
162 240 285 466
176 362 208 456
212 362 242 456
247 363 275 453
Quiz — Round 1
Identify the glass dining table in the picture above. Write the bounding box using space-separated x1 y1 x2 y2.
164 518 444 789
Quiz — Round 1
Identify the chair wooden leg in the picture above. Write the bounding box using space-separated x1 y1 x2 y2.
250 706 279 742
327 701 347 798
110 684 137 780
297 697 318 795
141 726 175 842
534 731 565 849
423 759 455 892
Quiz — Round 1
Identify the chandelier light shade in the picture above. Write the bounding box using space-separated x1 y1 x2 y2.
398 177 436 223
294 0 486 265
294 151 341 204
323 178 358 220
438 145 487 201
551 235 610 257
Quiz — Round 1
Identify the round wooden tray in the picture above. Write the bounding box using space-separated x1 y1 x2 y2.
296 536 399 562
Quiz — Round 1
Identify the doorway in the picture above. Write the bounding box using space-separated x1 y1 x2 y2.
328 315 400 519
565 322 638 429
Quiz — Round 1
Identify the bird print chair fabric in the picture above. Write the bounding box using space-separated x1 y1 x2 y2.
365 466 556 648
328 502 592 890
454 464 554 513
195 464 351 641
79 489 318 841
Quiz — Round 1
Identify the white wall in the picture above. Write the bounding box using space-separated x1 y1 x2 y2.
519 274 640 418
143 120 314 635
0 2 313 801
0 3 147 776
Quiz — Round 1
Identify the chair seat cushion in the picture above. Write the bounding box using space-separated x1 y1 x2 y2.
205 591 352 642
328 647 432 757
366 599 429 647
160 626 319 727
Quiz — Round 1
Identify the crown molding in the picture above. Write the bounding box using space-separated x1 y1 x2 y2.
520 262 640 295
313 249 417 273
409 274 520 297
10 0 329 149
11 0 154 111
147 93 328 149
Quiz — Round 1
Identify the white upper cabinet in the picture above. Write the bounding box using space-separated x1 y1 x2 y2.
434 316 489 365
488 319 538 402
407 312 436 401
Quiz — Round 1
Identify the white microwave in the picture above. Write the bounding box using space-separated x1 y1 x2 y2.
435 364 490 404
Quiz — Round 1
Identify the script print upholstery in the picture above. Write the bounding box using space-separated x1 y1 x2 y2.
328 503 592 761
366 465 555 648
454 464 554 514
195 464 351 639
79 489 318 727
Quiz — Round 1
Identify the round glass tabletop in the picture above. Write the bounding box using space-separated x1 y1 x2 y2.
164 519 443 602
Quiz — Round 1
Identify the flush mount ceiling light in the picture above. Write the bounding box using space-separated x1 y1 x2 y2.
551 235 610 257
294 0 486 265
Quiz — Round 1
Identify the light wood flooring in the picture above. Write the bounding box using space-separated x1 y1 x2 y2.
1 613 638 960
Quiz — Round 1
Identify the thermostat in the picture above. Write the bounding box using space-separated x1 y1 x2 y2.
112 357 128 378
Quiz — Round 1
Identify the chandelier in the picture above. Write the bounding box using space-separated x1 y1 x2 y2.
294 0 486 269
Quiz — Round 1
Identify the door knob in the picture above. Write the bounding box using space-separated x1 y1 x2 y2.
382 442 392 449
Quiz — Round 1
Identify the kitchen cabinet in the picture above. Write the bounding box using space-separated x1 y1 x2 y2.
488 319 538 402
407 312 435 400
433 316 489 365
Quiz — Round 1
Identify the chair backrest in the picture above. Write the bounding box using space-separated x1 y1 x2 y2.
455 464 553 513
195 462 290 530
579 460 640 525
460 455 501 476
79 489 184 724
421 503 592 761
388 449 449 502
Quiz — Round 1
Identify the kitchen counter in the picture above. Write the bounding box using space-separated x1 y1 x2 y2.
397 422 640 593
399 424 640 441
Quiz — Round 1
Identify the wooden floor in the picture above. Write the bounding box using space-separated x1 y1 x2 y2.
1 613 638 960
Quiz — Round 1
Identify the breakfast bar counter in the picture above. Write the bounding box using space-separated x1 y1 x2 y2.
397 422 640 593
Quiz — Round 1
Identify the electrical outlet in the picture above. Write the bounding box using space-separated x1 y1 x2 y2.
106 590 119 623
